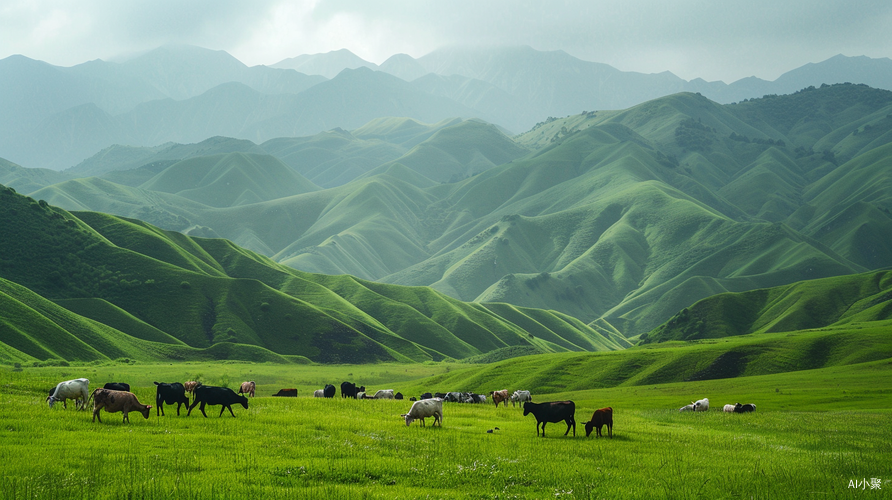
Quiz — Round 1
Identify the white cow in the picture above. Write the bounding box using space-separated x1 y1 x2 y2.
313 389 325 397
402 398 443 426
48 378 90 410
372 389 394 399
679 404 695 411
511 390 532 407
693 398 709 411
723 404 736 413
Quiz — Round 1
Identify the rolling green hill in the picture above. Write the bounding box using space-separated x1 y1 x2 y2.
0 184 627 364
641 269 892 343
8 84 892 341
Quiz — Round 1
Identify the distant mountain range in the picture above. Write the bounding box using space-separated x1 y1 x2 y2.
3 45 892 170
5 84 892 341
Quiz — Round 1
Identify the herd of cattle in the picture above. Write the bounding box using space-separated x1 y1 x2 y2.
45 378 756 437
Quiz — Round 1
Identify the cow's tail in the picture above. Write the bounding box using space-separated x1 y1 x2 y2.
87 388 100 408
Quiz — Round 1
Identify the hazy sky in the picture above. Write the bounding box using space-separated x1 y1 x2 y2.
2 0 890 83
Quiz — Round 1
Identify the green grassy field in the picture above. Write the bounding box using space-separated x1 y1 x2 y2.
2 357 889 499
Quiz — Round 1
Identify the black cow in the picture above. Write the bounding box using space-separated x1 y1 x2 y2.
523 401 576 437
103 382 131 392
394 392 404 400
420 392 433 400
340 382 365 399
188 385 249 417
153 382 190 416
734 403 757 413
434 392 447 399
323 384 336 398
272 388 297 397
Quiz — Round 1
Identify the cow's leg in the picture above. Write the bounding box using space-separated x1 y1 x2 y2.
199 402 208 418
608 422 613 438
225 405 236 417
187 399 199 416
176 402 183 416
123 412 129 423
93 407 102 423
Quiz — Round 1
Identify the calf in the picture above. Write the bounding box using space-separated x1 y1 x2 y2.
490 389 509 407
103 382 131 392
523 401 576 437
48 378 89 410
272 388 297 397
314 389 325 397
238 381 256 398
511 390 532 407
154 381 190 416
90 389 151 423
188 385 249 417
733 403 756 413
402 398 443 427
723 404 736 413
584 407 613 438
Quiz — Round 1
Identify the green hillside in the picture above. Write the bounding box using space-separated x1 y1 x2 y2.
0 184 622 364
140 152 320 207
8 84 892 340
401 322 892 395
642 269 892 343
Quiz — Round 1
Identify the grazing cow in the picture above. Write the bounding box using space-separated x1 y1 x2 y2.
420 392 433 400
48 378 89 410
434 392 447 399
103 382 131 392
523 401 576 437
395 392 404 400
733 403 756 413
272 388 297 397
402 398 444 427
356 391 366 399
444 392 462 403
723 404 736 413
693 398 709 411
372 389 394 399
461 393 486 404
153 382 190 416
323 384 336 398
584 407 613 438
679 404 695 412
490 389 509 407
511 390 532 407
409 397 417 402
188 385 249 417
90 389 151 423
238 381 256 398
314 389 324 397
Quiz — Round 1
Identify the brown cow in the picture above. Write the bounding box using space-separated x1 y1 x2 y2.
90 389 152 423
584 407 613 438
238 381 255 398
184 381 202 394
272 388 297 397
490 389 509 407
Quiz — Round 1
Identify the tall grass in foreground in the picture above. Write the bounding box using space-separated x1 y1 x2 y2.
1 363 890 499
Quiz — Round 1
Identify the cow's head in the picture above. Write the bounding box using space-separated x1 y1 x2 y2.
401 414 413 426
522 402 533 416
46 396 56 409
584 421 596 437
140 406 152 419
238 396 249 410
